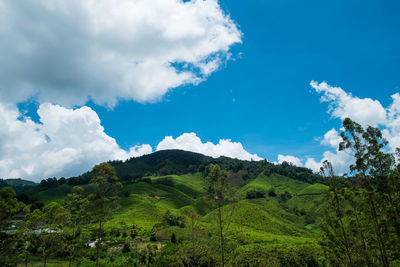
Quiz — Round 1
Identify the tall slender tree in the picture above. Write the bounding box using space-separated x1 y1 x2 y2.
89 162 122 267
320 118 400 266
319 160 354 266
207 164 236 267
63 186 88 267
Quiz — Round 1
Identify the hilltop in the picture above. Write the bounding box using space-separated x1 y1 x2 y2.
0 178 38 192
67 149 323 186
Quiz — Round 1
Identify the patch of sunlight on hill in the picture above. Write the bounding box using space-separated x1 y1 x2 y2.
287 183 327 212
239 173 310 197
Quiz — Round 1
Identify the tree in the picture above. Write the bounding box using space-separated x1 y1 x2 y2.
206 164 236 267
0 187 25 228
185 207 201 266
63 186 89 267
340 118 394 266
43 202 68 267
320 118 400 266
89 162 122 267
319 160 355 266
25 202 68 267
15 221 34 267
0 187 26 266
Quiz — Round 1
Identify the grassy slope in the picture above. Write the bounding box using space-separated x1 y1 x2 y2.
287 183 328 212
110 173 208 230
239 173 310 196
32 172 327 248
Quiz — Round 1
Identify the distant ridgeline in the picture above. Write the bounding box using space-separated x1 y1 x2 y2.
0 178 38 192
65 150 322 186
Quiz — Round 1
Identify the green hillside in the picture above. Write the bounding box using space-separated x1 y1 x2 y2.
0 178 38 192
30 170 326 247
6 150 329 266
67 149 323 186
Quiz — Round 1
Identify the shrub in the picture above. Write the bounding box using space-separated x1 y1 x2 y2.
230 245 320 267
122 243 130 253
279 191 292 202
163 210 186 228
171 233 177 243
268 188 277 197
150 233 157 242
246 190 266 199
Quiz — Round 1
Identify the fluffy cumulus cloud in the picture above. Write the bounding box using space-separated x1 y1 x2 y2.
320 128 342 148
276 154 302 166
0 0 242 106
156 132 263 161
0 102 152 181
0 103 261 180
304 81 400 174
0 0 247 180
305 151 352 175
310 81 386 127
383 93 400 149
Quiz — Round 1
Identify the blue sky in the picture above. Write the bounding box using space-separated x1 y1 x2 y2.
1 0 399 181
90 0 400 159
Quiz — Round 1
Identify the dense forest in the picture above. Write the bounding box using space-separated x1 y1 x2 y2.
1 118 400 266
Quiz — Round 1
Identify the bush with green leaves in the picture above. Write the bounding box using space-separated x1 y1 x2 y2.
246 189 266 199
163 210 186 228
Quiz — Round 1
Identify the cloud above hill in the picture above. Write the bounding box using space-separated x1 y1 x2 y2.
276 154 302 166
0 0 241 106
310 81 387 127
0 0 248 181
0 103 260 181
304 81 400 174
156 133 263 161
0 102 152 180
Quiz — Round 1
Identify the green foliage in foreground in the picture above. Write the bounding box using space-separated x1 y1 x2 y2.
2 167 325 266
318 118 400 266
5 120 400 267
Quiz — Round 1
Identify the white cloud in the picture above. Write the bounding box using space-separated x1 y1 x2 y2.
305 151 352 175
383 93 400 149
0 104 263 181
320 128 341 148
306 81 400 174
0 0 242 107
156 132 263 161
276 154 302 166
0 102 152 181
0 0 247 181
310 81 386 127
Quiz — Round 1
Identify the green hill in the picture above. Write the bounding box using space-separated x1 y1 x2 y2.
28 172 325 243
0 178 38 192
66 149 323 186
13 150 327 265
